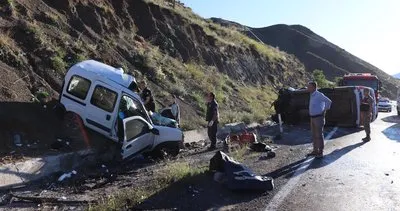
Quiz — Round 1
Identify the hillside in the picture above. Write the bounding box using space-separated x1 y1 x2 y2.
0 0 309 129
211 18 400 99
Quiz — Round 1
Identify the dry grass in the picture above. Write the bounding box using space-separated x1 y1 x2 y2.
230 144 249 162
0 32 16 49
147 0 285 61
88 162 207 211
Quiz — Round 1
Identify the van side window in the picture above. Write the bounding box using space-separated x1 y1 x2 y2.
67 75 91 100
91 85 118 112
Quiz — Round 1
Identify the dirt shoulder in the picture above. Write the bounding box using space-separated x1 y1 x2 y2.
0 124 315 211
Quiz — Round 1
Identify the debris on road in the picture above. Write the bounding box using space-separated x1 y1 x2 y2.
4 193 94 205
58 170 77 182
184 140 208 150
209 151 274 191
13 133 22 147
259 151 276 160
250 142 272 152
0 194 12 206
228 131 257 146
51 138 71 150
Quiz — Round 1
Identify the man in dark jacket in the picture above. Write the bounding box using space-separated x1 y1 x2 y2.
206 92 219 150
139 81 156 112
361 89 374 142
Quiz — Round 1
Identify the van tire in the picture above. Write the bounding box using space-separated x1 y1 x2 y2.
153 142 180 159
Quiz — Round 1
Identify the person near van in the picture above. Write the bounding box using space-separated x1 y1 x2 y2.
307 81 332 158
205 92 219 150
117 98 128 141
361 89 373 142
170 95 180 125
139 81 156 112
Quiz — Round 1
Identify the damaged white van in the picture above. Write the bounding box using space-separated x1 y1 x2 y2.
58 60 183 160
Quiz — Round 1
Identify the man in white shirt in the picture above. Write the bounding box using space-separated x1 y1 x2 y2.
307 81 332 158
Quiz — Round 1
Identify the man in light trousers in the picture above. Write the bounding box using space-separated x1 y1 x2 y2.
307 81 332 158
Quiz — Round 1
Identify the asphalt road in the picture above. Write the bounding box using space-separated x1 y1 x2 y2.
263 110 400 211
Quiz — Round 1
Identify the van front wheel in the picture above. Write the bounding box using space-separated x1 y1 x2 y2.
153 142 180 159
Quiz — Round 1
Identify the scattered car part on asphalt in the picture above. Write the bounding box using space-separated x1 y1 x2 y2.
250 142 272 152
57 170 77 182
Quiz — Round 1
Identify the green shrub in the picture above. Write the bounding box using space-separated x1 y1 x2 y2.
50 56 66 72
241 113 252 125
312 69 334 88
254 113 265 125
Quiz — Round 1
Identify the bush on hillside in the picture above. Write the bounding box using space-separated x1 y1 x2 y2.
312 69 334 88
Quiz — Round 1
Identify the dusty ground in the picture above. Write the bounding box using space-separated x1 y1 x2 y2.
0 124 283 210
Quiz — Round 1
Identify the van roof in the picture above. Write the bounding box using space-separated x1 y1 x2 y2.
73 60 135 88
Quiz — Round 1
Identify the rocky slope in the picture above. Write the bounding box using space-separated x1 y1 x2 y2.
0 0 309 129
211 18 400 99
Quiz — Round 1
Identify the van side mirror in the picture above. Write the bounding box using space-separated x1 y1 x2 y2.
151 128 160 135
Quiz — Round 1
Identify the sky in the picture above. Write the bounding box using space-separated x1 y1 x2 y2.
179 0 400 75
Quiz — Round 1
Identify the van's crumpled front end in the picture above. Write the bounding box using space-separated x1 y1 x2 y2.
153 126 183 147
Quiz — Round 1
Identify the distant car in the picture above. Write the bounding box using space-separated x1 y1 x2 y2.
378 98 392 112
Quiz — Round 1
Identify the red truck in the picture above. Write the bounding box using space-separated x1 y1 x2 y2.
339 73 382 100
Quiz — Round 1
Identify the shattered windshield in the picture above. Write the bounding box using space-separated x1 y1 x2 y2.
121 95 150 122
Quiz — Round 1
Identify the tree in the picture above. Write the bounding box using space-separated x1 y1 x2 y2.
334 76 342 86
312 69 334 88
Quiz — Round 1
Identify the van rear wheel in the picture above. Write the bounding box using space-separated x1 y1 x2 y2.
60 112 85 146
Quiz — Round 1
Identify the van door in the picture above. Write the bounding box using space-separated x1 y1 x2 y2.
85 82 119 138
121 116 156 160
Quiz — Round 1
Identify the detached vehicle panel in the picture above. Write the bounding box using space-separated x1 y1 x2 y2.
59 60 183 160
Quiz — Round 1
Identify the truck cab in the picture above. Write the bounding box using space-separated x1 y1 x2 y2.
59 60 183 160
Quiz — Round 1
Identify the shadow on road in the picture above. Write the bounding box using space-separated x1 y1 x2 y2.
273 125 362 146
264 158 309 179
264 142 365 179
382 123 400 142
309 142 365 169
381 115 400 124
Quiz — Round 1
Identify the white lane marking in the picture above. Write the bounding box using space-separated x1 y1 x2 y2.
265 126 338 211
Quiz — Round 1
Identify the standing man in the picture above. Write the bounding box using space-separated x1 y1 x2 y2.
170 94 181 125
307 81 332 158
206 92 219 150
139 81 156 112
360 89 373 142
